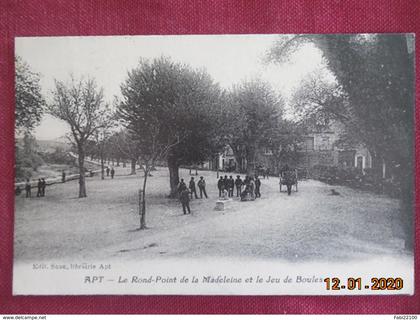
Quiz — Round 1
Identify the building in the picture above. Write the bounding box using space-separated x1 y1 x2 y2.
200 145 238 172
203 121 376 176
300 124 373 172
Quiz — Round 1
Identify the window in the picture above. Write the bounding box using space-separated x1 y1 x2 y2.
319 136 330 150
305 137 314 150
356 156 363 169
264 147 273 155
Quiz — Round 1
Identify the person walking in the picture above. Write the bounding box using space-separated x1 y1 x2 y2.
235 175 243 197
41 178 46 197
189 177 198 199
255 176 261 198
25 179 31 198
62 170 66 183
110 167 115 179
228 175 234 197
197 176 208 198
217 176 224 197
36 178 42 197
180 188 191 215
106 167 110 177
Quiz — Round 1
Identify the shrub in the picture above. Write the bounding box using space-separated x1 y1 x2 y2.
309 164 397 197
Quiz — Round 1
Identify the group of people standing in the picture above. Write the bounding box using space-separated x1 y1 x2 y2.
177 176 209 215
218 175 261 200
24 178 47 198
106 167 115 179
177 173 264 214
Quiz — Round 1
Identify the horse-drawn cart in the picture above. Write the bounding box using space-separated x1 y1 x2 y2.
279 169 298 195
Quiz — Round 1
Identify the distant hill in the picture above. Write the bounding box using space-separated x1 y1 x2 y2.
36 139 72 153
15 138 72 153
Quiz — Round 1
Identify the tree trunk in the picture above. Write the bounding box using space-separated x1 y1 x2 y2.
100 147 105 180
246 143 257 176
130 158 136 175
167 156 180 198
230 144 243 173
77 144 87 198
140 168 148 230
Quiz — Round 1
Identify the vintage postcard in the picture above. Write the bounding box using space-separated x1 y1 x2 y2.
13 34 415 295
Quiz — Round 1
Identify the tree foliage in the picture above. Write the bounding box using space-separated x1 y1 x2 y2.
15 132 44 180
270 34 414 173
269 34 415 248
118 57 223 199
110 130 142 175
290 70 349 130
222 80 285 174
15 56 45 132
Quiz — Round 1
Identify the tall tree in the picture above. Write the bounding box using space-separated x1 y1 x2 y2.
94 127 114 180
15 57 45 180
15 56 45 133
111 130 141 175
290 70 349 127
48 77 111 198
223 80 284 175
265 120 304 171
269 34 414 174
118 57 223 200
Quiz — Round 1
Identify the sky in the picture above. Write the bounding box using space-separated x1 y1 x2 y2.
15 34 326 140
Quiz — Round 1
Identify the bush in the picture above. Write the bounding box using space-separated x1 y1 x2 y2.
41 147 74 165
309 164 398 197
15 144 44 180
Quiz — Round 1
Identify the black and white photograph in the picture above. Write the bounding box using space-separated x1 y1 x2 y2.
13 34 415 295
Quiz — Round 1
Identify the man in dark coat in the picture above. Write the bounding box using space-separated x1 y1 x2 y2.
235 175 243 197
283 170 295 196
255 176 261 198
180 188 191 214
178 178 187 194
280 164 290 176
189 177 198 199
217 176 224 197
197 176 208 199
15 186 22 196
224 175 229 196
25 179 31 198
36 178 42 197
110 167 115 179
106 167 110 177
228 175 234 197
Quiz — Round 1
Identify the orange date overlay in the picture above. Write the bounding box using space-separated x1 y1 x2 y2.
324 277 403 291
